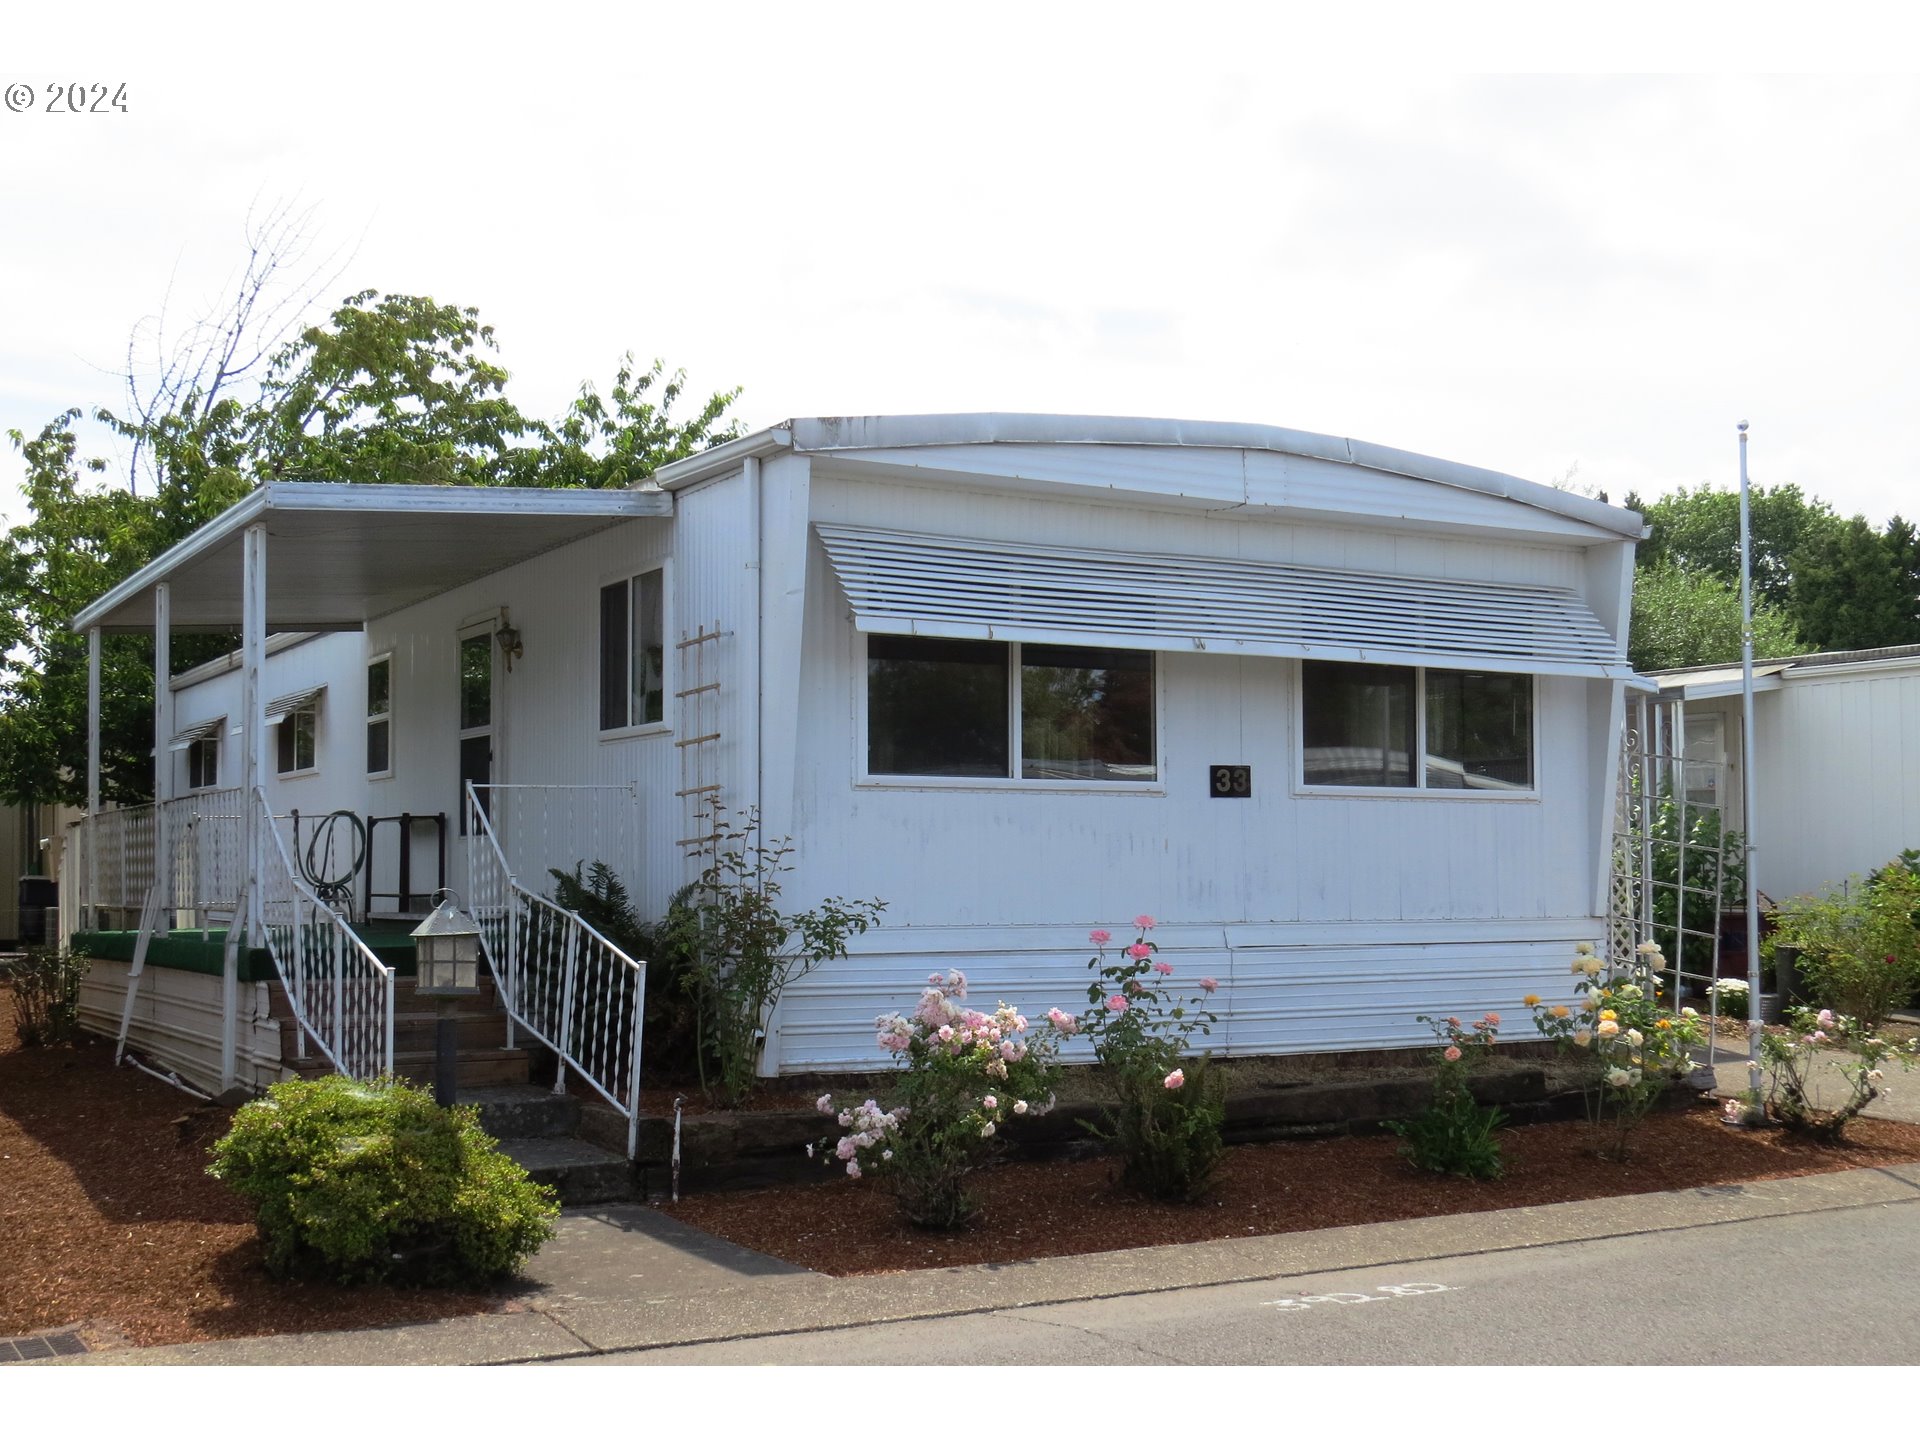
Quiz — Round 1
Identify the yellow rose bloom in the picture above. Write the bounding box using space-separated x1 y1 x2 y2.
1550 1005 1571 1019
1524 994 1541 1008
1599 1009 1617 1021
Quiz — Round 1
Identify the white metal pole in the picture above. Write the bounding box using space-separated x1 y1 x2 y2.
86 626 101 929
1738 422 1762 1079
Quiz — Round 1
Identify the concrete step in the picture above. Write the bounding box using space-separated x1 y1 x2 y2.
283 1048 533 1088
496 1136 638 1206
466 1084 581 1140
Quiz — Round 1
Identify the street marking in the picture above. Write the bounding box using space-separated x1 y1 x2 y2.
1261 1281 1454 1313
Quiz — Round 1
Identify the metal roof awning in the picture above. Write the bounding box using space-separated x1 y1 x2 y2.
817 524 1631 679
167 717 223 751
1652 664 1790 700
265 685 326 722
70 482 671 634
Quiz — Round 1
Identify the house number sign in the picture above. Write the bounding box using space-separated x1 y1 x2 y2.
1210 764 1252 798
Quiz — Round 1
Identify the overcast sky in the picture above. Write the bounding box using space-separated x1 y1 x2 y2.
6 7 1916 531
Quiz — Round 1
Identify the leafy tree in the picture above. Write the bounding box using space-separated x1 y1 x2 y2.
1 265 742 806
1636 483 1840 611
1627 562 1802 673
1791 516 1917 652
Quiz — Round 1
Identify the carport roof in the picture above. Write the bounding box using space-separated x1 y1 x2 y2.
69 482 670 634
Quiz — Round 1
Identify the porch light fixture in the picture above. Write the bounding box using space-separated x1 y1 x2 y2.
495 610 523 673
412 889 483 1105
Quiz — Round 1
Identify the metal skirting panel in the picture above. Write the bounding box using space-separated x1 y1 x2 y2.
816 523 1627 678
768 925 1599 1071
76 962 282 1095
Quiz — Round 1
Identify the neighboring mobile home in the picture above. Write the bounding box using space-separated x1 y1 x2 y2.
1647 644 1920 902
62 415 1643 1115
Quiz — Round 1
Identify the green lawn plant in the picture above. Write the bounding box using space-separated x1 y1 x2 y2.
9 949 86 1046
1077 917 1226 1202
209 1074 557 1285
661 808 885 1107
812 970 1062 1230
1757 1005 1919 1142
1526 941 1705 1161
1385 1012 1506 1180
1764 861 1920 1031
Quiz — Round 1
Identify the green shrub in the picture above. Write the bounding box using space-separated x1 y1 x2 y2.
1386 1014 1506 1180
10 949 87 1046
208 1075 557 1285
1765 864 1920 1029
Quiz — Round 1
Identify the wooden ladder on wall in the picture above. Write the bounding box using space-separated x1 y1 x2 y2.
673 625 726 877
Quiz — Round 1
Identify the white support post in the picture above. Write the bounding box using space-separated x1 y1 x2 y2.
86 626 101 930
230 522 268 1093
1738 422 1762 1074
153 582 172 931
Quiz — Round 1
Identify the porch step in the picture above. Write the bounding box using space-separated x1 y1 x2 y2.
464 1084 581 1140
282 1048 533 1088
495 1136 638 1206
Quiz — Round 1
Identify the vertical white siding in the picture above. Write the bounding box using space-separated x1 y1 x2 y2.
1756 667 1920 900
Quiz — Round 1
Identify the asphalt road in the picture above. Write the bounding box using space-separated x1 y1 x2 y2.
562 1194 1920 1365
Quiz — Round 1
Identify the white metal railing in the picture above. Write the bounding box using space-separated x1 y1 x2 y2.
467 784 647 1158
159 787 247 925
255 788 395 1080
81 801 159 927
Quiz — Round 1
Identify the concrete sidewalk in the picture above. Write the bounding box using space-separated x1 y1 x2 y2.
50 1160 1920 1366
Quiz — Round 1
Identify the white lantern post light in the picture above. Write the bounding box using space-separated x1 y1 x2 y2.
412 889 484 1106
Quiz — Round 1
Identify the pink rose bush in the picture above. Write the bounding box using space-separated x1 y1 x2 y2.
1078 917 1226 1201
812 970 1061 1229
1757 1004 1920 1141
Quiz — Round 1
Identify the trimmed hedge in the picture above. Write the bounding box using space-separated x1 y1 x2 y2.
209 1075 557 1285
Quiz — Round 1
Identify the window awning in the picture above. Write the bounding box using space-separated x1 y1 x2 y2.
816 524 1630 679
265 685 326 723
167 718 223 751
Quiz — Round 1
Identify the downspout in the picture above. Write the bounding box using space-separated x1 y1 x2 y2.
742 456 770 1074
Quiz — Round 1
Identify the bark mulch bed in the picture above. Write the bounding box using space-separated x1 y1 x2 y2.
0 990 506 1350
666 1104 1920 1276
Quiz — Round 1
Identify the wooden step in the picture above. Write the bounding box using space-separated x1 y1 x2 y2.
276 1010 511 1062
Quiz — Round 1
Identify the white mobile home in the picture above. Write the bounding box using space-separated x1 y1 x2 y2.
1648 644 1920 902
63 415 1642 1113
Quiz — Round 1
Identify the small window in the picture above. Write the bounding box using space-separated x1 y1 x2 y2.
276 705 318 775
867 636 1156 782
367 655 392 776
1302 660 1533 793
187 730 221 790
599 568 666 731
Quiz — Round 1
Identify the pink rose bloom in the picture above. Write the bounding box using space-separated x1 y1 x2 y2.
937 1024 954 1041
1817 1009 1836 1028
1128 943 1152 961
999 1041 1018 1061
1089 929 1112 945
1135 915 1156 930
815 1094 834 1115
1198 977 1219 993
846 1159 862 1178
982 1095 998 1110
1164 1069 1185 1090
927 972 944 986
1443 1045 1463 1062
1152 961 1174 976
1106 995 1129 1012
1484 1012 1501 1027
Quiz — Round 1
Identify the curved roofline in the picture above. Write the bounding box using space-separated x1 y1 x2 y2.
653 412 1645 538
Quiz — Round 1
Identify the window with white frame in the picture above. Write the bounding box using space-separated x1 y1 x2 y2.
366 655 392 776
866 635 1156 782
187 728 221 790
276 703 319 775
1300 659 1533 792
599 568 665 731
